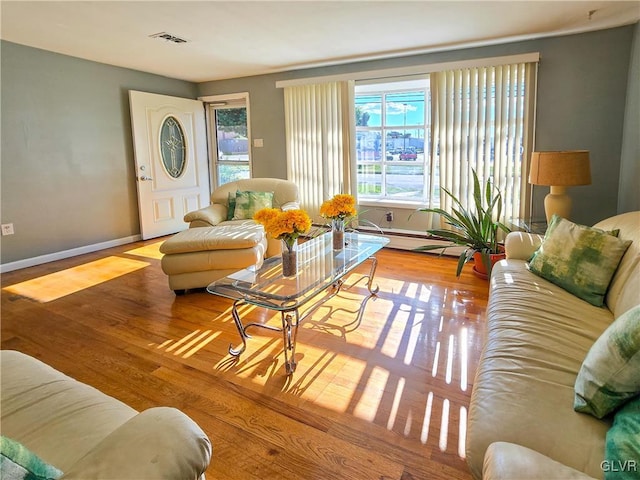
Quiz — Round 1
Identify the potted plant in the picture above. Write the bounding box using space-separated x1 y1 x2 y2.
415 169 511 278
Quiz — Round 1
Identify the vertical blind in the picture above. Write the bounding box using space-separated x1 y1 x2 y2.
284 81 352 221
283 58 537 224
431 62 536 221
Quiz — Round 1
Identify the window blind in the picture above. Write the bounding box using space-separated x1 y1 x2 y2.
284 82 352 221
431 62 536 222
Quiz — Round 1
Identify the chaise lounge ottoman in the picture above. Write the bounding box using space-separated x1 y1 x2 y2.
159 178 299 293
160 223 267 293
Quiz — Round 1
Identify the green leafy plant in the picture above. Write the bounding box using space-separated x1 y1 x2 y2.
415 169 511 277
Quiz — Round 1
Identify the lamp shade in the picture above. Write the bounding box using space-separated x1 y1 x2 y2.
529 151 591 186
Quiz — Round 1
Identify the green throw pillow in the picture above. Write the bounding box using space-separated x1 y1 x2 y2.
604 396 640 480
528 215 631 306
233 190 274 220
226 191 237 221
574 305 640 418
0 436 62 480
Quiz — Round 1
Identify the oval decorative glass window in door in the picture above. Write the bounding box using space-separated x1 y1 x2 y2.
159 116 186 178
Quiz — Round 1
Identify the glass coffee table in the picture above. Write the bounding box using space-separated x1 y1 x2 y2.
207 232 389 374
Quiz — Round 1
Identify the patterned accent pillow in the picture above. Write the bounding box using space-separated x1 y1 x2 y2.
529 215 631 306
574 305 640 418
233 191 274 220
0 436 63 480
604 396 640 480
226 191 237 221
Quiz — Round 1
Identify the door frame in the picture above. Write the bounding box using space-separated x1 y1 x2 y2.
199 92 252 190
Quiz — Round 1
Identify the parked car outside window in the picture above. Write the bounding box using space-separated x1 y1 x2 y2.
399 147 417 160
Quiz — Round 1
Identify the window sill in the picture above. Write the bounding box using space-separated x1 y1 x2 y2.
358 198 436 210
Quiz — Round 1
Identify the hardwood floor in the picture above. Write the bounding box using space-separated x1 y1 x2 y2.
1 239 489 479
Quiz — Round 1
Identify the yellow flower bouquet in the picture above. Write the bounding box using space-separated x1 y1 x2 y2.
320 194 357 250
254 208 312 251
319 194 357 220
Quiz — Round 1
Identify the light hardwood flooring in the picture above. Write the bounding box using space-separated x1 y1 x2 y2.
1 239 489 479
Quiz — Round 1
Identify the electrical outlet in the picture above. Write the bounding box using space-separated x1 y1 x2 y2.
385 211 393 222
1 223 15 236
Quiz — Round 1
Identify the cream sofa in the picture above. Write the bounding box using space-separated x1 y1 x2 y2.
160 178 299 292
466 211 640 479
1 350 212 479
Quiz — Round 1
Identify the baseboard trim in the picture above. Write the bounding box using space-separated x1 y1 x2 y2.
1 229 462 274
0 235 142 273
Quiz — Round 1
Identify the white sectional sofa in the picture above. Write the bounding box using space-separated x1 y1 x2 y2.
1 350 212 479
466 211 640 479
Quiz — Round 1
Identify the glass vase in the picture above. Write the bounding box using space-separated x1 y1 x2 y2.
332 218 345 251
281 238 298 278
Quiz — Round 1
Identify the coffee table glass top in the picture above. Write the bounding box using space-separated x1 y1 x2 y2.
207 232 389 311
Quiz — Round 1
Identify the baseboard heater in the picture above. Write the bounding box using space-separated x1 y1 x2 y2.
308 225 463 257
357 226 464 257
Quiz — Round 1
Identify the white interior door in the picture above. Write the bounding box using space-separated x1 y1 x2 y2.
129 90 209 239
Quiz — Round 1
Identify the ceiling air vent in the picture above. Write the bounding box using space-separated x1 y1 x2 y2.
149 32 188 44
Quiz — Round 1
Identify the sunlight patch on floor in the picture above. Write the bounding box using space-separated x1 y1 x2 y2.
151 307 236 358
182 274 474 461
2 256 149 302
167 329 222 358
420 391 434 444
313 375 359 411
459 405 468 458
386 376 406 431
404 312 424 365
379 277 412 294
124 242 164 260
440 398 450 451
460 327 468 391
380 308 407 359
353 366 389 421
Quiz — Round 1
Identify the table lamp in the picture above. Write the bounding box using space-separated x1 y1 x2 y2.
528 150 591 223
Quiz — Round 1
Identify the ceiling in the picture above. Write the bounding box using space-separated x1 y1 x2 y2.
1 1 639 83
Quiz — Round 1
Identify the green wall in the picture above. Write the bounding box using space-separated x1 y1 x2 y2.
619 22 640 214
1 24 637 267
1 41 197 265
198 25 636 229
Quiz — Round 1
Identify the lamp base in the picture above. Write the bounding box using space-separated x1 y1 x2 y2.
544 186 572 223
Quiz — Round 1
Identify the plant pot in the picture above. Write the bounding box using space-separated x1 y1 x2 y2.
472 249 506 280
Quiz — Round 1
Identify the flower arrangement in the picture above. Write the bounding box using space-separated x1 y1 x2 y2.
253 208 312 250
320 194 357 250
320 194 357 220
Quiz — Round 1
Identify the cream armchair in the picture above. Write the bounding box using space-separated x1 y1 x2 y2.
1 350 211 479
159 178 299 293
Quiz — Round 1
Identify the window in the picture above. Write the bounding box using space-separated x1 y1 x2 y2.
159 116 186 178
206 94 251 187
355 78 430 204
354 62 535 220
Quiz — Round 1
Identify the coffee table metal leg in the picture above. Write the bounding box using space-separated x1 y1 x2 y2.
229 300 250 357
342 256 381 295
366 256 380 294
281 310 299 375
